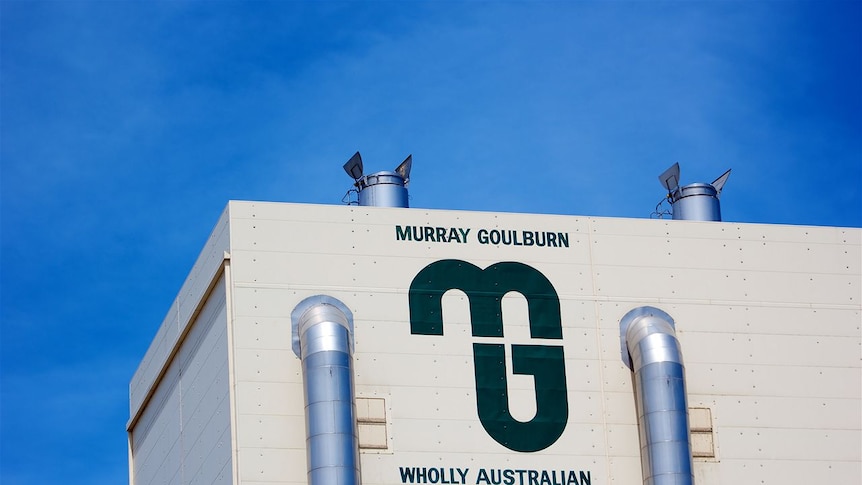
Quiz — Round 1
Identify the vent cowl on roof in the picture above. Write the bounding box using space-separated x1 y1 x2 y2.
657 163 731 222
343 151 412 208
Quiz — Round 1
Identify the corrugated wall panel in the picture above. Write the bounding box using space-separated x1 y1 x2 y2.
130 275 232 485
130 299 179 417
129 206 231 419
132 369 182 485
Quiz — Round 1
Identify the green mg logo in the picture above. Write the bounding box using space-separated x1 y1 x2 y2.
408 259 568 452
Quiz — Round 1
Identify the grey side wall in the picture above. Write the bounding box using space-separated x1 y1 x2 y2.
129 274 233 485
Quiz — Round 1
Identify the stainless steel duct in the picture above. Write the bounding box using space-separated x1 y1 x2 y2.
291 296 361 485
343 152 412 208
620 307 693 485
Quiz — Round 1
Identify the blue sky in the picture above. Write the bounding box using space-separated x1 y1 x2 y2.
1 1 859 484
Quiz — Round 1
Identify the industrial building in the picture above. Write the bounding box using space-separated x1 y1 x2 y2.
127 156 861 485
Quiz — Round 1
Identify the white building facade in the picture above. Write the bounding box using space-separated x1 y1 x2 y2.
128 201 861 485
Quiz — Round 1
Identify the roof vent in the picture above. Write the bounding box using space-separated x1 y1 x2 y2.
342 151 412 208
654 163 731 221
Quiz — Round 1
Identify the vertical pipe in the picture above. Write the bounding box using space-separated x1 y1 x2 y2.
291 296 361 485
620 307 693 485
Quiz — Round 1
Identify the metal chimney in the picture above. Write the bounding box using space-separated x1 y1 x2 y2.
343 152 412 208
658 163 731 221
